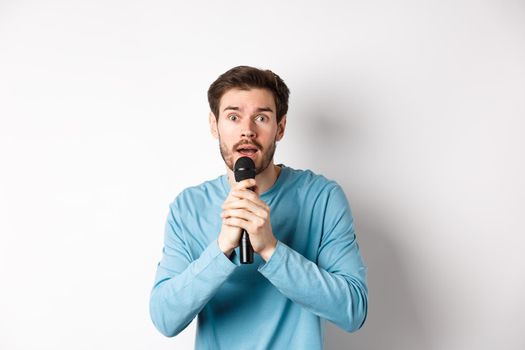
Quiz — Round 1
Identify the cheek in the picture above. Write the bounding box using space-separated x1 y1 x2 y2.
218 126 233 137
217 127 236 145
262 126 279 141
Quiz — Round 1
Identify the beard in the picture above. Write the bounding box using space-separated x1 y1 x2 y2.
218 136 277 175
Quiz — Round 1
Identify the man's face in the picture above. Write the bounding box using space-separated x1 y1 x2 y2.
209 88 286 174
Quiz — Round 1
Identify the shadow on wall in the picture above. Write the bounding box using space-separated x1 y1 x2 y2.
325 216 430 350
295 100 430 350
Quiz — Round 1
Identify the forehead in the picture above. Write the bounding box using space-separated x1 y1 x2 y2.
219 88 276 113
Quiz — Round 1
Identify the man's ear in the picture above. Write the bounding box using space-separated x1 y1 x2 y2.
276 115 287 141
209 112 219 139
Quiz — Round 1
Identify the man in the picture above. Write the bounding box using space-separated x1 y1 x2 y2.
149 66 368 349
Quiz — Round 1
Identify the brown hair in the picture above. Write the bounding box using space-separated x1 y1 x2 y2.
207 66 290 123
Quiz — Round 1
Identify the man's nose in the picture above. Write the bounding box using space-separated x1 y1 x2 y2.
241 129 255 138
240 120 256 138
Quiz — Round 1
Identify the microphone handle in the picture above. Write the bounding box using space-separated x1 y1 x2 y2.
240 229 254 264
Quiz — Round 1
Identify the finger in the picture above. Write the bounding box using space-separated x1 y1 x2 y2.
223 190 248 205
224 192 241 203
231 189 257 200
223 213 266 233
222 217 250 231
222 208 261 222
223 199 269 218
233 179 256 191
222 188 259 207
223 198 258 210
229 190 269 210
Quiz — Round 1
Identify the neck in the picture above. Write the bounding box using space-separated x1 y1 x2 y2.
226 161 281 194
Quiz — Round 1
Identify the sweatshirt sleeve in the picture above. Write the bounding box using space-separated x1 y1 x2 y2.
258 184 368 332
149 200 238 337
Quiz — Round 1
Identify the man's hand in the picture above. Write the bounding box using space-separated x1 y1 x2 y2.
218 178 277 261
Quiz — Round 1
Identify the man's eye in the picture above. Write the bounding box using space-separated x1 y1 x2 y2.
228 114 238 121
255 115 266 122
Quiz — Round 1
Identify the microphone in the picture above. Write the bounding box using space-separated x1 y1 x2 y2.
234 157 255 264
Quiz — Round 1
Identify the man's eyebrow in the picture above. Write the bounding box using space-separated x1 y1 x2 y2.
256 107 274 113
221 106 275 113
222 106 239 112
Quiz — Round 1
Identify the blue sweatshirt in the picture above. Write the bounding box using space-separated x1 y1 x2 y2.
150 165 368 349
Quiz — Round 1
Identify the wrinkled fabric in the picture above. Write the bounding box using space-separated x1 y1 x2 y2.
150 166 368 350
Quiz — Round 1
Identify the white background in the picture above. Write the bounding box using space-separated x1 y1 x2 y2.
1 1 524 349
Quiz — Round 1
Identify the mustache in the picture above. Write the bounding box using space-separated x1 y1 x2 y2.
234 140 263 150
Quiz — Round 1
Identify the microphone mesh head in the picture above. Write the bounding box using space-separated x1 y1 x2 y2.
234 157 256 182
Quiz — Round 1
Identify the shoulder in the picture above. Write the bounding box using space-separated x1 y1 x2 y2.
170 175 226 211
284 166 353 221
283 166 341 194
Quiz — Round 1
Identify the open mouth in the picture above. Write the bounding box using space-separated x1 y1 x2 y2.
237 148 258 156
236 146 259 156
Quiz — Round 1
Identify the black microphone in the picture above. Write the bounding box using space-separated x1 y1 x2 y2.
234 157 255 264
